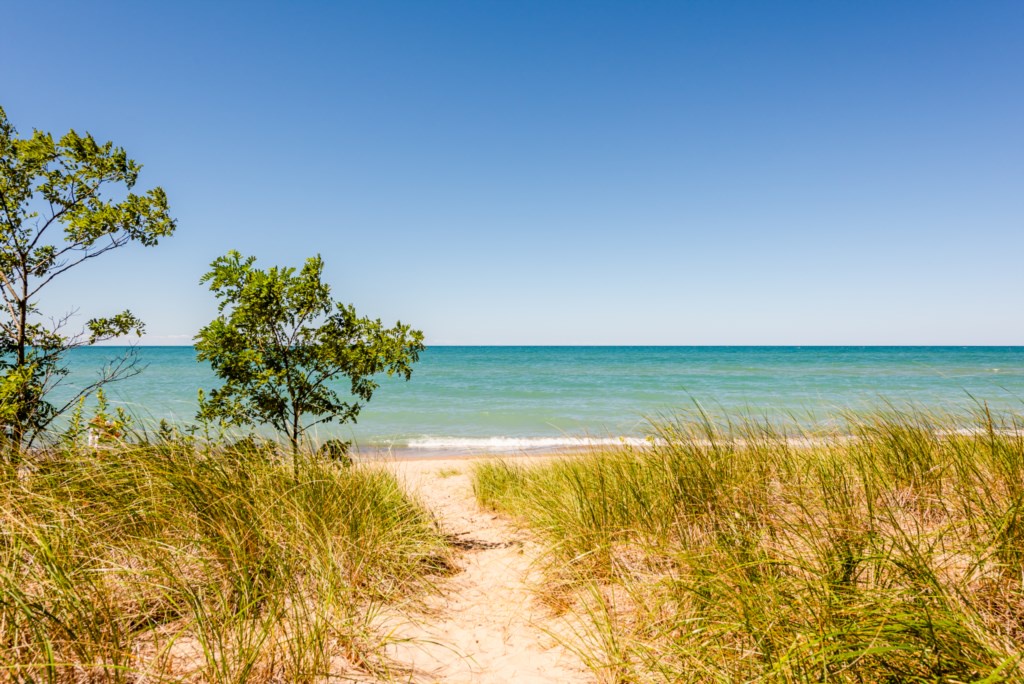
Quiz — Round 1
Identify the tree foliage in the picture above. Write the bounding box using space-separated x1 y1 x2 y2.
194 251 425 461
0 106 175 448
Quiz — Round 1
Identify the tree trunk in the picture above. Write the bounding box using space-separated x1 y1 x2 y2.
10 293 28 454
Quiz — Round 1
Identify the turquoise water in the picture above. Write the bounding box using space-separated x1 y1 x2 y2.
57 346 1024 453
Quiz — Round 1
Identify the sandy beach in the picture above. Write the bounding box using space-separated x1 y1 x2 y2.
372 453 594 684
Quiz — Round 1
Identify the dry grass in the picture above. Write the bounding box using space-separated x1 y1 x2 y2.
0 439 452 682
473 406 1024 682
436 467 462 479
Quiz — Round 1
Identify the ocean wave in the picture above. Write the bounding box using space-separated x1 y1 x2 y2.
404 436 652 451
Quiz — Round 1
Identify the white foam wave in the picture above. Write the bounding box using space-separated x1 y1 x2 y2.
405 436 653 451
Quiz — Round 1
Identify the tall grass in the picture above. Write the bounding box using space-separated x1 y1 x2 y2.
0 440 451 682
474 407 1024 682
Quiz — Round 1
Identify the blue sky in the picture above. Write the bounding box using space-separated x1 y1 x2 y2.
2 1 1022 345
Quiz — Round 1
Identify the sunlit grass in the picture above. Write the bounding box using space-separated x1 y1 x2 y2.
0 439 452 682
473 406 1024 682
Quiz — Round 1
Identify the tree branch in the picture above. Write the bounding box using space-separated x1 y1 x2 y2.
28 236 129 297
26 179 104 254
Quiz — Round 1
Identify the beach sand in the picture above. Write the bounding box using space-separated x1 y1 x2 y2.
372 454 595 684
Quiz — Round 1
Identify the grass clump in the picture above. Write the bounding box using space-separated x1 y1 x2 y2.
436 467 462 479
0 439 451 682
474 408 1024 682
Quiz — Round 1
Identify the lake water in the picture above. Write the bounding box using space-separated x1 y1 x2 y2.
57 346 1024 454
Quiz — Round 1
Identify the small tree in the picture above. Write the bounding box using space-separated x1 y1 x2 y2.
194 251 425 468
0 106 175 449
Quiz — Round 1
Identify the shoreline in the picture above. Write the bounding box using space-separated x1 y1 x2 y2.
353 425 1024 464
356 446 588 463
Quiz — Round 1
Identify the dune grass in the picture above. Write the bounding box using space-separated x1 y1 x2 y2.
474 407 1024 682
0 440 452 682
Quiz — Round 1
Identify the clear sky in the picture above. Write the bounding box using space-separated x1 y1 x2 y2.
2 1 1022 345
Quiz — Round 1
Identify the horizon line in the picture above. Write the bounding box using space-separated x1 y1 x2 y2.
89 343 1024 349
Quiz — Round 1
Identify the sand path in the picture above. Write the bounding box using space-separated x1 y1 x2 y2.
379 457 594 684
